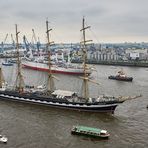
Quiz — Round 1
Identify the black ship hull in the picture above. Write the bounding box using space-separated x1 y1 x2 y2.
108 76 133 82
0 90 118 113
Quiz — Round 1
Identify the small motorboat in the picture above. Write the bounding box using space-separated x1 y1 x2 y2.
0 135 8 143
71 125 110 138
2 62 13 66
2 59 14 66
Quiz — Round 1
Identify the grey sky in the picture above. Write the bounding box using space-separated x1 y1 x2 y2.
0 0 148 43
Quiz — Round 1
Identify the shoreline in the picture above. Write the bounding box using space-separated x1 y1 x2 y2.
71 60 148 67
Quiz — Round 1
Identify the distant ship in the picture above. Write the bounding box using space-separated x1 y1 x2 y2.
108 70 133 82
22 58 92 75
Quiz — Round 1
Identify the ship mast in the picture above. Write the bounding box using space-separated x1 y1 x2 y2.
46 20 55 93
15 24 24 92
0 67 4 88
80 17 91 101
80 17 98 101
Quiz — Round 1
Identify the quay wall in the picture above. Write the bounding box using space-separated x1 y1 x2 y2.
71 59 148 67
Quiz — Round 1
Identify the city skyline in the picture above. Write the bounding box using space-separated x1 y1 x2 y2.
1 0 148 43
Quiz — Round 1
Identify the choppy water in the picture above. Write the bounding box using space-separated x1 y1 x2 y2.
0 63 148 148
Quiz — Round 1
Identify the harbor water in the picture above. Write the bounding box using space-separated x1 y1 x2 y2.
0 64 148 148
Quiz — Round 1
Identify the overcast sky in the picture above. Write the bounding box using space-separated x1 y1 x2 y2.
0 0 148 43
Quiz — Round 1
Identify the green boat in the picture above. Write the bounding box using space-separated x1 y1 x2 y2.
71 125 110 138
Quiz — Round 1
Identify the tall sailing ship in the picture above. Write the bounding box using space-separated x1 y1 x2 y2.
0 19 140 113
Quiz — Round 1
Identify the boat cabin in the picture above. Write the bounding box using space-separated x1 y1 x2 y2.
52 89 77 99
100 130 108 136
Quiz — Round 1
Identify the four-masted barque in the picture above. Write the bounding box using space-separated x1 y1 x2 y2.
0 19 139 113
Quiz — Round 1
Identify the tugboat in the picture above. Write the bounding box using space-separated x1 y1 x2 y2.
71 125 110 139
108 70 133 82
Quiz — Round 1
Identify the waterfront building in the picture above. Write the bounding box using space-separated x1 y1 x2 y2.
125 48 148 60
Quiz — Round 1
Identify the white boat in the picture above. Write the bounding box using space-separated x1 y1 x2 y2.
0 135 8 143
22 58 92 75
